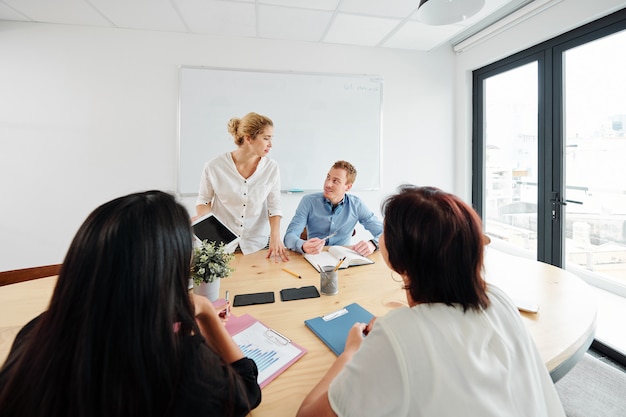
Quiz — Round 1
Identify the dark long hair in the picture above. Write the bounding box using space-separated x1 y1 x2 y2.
381 185 489 312
0 191 200 416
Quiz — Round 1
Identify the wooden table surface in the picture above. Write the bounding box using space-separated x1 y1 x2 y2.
0 248 597 416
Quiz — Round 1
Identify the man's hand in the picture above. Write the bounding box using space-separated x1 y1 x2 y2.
302 238 325 254
352 240 375 256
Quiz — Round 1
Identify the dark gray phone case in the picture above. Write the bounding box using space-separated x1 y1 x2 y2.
280 286 321 301
232 292 275 307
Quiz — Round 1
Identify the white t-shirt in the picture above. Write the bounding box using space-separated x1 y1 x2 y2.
196 152 283 254
328 285 566 417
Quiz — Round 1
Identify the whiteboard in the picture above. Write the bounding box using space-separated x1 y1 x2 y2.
178 67 382 195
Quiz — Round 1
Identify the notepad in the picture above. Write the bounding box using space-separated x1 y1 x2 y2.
225 313 306 388
304 303 374 356
303 246 374 272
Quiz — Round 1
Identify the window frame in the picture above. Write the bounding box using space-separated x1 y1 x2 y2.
472 8 626 268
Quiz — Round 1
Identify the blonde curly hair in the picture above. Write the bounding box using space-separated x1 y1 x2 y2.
227 112 273 146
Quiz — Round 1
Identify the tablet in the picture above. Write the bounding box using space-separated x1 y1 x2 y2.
191 213 240 253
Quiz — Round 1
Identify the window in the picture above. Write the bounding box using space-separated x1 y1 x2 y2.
483 62 538 256
564 30 626 290
473 8 626 296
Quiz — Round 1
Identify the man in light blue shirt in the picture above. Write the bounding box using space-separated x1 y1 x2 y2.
283 161 383 256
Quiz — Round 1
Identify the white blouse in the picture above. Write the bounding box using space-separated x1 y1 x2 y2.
196 152 283 254
328 285 566 417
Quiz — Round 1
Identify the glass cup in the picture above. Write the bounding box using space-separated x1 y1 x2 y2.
320 266 338 295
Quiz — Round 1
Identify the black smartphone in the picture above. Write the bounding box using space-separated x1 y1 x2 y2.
232 291 275 307
280 286 321 301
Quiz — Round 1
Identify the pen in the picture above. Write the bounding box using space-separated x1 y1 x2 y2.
363 317 376 336
319 231 337 241
282 267 302 279
225 290 230 317
332 257 346 272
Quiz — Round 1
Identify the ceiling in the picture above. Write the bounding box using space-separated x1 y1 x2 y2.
0 0 532 52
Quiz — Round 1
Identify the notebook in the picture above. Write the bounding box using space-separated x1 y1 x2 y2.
191 212 240 253
303 246 374 272
304 303 374 355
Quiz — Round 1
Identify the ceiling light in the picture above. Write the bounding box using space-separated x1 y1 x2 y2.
417 0 486 25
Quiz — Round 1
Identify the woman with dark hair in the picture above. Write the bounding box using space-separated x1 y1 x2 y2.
0 190 261 417
297 185 565 417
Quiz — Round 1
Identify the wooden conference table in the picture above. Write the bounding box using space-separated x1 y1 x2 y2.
0 248 596 416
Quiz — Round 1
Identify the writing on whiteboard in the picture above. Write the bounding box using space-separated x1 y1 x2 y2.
343 83 380 92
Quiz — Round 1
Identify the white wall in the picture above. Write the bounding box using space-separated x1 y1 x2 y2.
454 0 626 201
0 22 455 271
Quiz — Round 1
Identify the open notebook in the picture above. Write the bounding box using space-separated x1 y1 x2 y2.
303 246 374 272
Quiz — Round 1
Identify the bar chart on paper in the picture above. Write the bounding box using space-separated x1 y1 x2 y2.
231 320 306 387
240 343 280 372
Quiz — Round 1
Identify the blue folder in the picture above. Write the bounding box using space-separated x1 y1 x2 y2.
304 303 374 355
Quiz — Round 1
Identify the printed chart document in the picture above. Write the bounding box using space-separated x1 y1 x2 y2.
304 303 374 355
303 246 374 272
226 313 306 388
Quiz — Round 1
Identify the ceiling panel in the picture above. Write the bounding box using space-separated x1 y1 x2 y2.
0 0 535 52
340 0 418 19
257 5 333 43
259 0 338 12
89 0 187 32
325 14 402 47
3 0 112 26
384 20 462 51
176 0 256 37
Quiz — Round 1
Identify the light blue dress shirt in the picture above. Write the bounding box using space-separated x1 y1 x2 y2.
283 193 383 254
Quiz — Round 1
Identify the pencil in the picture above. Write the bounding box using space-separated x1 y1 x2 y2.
282 267 302 279
332 257 346 272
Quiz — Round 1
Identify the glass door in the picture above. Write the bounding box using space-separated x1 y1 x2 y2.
482 62 539 256
563 29 626 291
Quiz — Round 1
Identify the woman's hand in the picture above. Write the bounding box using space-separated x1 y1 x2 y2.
297 321 370 417
267 237 290 262
191 293 244 363
213 298 231 323
363 316 376 336
344 322 367 354
191 293 220 322
267 215 289 262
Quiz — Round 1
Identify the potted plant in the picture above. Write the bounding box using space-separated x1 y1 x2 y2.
191 240 235 301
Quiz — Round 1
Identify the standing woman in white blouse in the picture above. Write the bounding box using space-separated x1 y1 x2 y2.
195 112 289 262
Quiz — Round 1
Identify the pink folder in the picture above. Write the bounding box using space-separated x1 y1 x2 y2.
224 311 307 388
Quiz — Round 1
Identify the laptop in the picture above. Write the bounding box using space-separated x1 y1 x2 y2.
191 213 240 253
